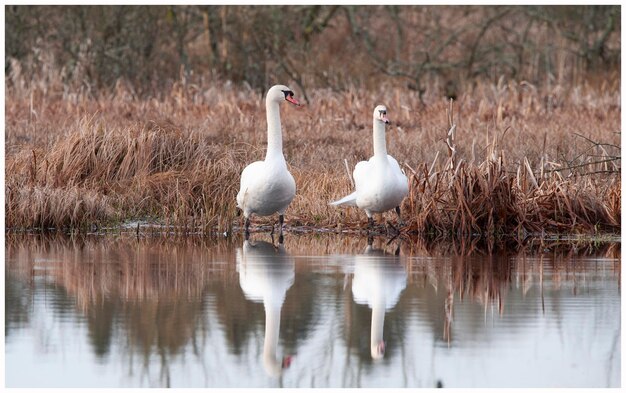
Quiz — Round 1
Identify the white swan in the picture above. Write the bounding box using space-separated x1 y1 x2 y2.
330 105 409 227
237 85 300 236
237 239 295 377
351 239 407 360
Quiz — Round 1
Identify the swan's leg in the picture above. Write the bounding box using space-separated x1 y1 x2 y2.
278 215 285 243
395 206 404 225
367 235 374 246
365 211 375 234
244 217 251 239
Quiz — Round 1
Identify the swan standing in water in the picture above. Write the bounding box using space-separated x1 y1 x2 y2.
237 85 300 238
237 238 295 377
331 105 409 229
351 238 407 360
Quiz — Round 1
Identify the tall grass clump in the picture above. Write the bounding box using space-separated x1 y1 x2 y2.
402 98 620 238
6 115 247 233
404 152 620 238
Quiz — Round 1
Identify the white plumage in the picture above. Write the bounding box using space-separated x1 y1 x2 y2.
331 105 409 221
237 239 294 377
237 85 299 233
351 242 407 360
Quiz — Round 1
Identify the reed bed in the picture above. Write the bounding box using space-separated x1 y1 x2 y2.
5 69 620 238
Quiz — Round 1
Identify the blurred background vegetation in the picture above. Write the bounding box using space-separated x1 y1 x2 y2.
5 5 620 101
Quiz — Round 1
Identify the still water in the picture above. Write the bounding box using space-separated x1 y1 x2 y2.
5 233 621 388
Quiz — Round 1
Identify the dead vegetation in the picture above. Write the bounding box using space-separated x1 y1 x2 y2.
5 64 620 238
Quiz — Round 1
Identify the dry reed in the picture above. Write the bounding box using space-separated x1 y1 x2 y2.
5 65 620 239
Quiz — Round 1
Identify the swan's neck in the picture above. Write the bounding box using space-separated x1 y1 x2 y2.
373 121 388 162
263 302 282 372
266 100 285 162
371 302 385 351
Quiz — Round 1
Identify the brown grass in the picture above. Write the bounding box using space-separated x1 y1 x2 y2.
5 66 620 238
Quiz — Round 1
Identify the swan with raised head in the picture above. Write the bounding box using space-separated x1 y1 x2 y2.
237 85 300 237
330 105 409 228
237 238 294 377
351 238 407 360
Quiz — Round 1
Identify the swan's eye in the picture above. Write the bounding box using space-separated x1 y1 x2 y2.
379 110 387 116
282 90 293 99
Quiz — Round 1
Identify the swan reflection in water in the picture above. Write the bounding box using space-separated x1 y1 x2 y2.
351 237 407 360
237 237 294 377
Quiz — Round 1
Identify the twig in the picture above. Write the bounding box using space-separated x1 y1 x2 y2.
343 158 354 188
573 132 621 150
542 158 620 173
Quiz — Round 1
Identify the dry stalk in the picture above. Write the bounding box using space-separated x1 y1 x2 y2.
445 98 457 170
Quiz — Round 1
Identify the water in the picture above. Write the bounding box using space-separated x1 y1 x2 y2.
5 234 621 388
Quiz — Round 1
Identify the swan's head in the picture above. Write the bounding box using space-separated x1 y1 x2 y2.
267 84 300 106
373 105 389 124
371 340 385 360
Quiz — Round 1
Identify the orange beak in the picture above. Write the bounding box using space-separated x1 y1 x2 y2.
286 95 300 106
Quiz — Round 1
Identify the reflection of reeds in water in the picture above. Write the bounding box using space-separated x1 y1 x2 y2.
7 234 240 304
6 233 242 386
403 246 620 344
7 232 618 290
6 233 620 383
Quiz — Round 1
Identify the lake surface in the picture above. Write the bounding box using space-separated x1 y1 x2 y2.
5 233 621 388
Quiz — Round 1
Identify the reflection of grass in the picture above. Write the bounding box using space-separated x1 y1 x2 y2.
6 233 620 384
6 74 619 237
5 234 243 385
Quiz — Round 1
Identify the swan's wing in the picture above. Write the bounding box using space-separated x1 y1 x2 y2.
330 159 371 207
386 155 404 176
353 159 373 193
387 155 409 192
330 191 357 206
237 161 264 209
